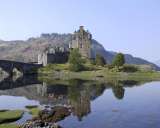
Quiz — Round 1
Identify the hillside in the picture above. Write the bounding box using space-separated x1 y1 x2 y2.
155 60 160 67
92 40 160 70
0 33 159 70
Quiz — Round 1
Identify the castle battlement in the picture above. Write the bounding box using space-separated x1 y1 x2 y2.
69 26 92 59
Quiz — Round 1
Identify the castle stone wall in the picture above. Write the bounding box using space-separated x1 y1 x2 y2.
38 47 69 66
69 26 92 59
47 52 69 64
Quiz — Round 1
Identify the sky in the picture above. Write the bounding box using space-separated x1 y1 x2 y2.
0 0 160 62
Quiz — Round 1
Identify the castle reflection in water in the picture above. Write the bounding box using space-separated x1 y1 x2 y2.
0 75 144 121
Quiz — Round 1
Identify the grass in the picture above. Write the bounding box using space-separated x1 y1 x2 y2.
105 71 160 80
0 124 18 128
28 108 40 117
25 105 38 109
0 110 8 112
0 110 24 124
26 106 41 117
38 63 69 73
38 63 160 81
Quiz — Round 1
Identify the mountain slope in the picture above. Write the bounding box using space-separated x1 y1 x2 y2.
0 33 159 70
155 60 160 67
92 40 160 70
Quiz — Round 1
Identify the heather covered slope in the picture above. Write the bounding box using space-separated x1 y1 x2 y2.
0 33 159 70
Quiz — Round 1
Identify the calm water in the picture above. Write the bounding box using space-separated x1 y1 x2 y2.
0 76 160 128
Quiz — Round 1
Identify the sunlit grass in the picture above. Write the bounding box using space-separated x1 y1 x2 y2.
38 63 160 81
25 106 41 117
0 110 23 124
0 124 18 128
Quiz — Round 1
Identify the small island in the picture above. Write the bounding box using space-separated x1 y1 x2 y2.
37 26 160 82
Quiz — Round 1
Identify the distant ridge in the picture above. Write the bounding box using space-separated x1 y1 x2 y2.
155 60 160 67
92 40 160 70
0 33 159 70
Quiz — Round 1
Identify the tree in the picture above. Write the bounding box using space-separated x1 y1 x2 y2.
112 53 125 67
68 49 84 71
95 54 106 66
112 85 125 100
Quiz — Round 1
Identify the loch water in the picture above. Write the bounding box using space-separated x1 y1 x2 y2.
0 75 160 128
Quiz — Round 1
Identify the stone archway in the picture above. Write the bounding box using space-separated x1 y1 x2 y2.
12 67 23 78
0 67 9 79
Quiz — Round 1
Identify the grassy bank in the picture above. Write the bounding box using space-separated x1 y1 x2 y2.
38 64 160 82
0 110 23 124
0 124 18 128
25 105 41 117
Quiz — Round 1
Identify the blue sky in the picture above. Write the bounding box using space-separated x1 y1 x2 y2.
0 0 160 62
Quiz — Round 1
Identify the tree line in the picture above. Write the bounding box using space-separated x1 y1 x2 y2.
68 49 125 72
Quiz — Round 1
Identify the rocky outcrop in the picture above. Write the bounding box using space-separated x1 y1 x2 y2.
21 106 71 128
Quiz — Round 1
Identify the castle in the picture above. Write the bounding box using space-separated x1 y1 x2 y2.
38 46 69 66
38 26 93 66
69 26 92 59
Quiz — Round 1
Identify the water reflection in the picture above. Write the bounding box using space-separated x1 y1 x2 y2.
0 75 40 90
0 76 150 121
68 79 91 121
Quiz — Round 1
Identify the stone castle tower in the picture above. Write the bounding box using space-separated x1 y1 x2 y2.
69 26 92 59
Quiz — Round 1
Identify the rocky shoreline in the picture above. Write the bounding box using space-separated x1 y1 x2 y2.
21 106 71 128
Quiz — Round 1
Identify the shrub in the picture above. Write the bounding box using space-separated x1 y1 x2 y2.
90 59 96 65
95 54 106 66
106 64 115 69
122 65 138 72
68 49 84 72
